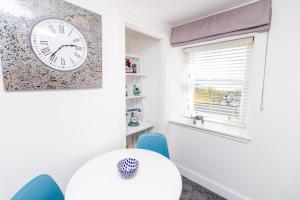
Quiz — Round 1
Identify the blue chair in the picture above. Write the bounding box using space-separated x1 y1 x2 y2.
136 132 170 159
11 174 64 200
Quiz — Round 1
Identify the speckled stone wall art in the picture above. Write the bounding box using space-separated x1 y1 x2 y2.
0 0 102 91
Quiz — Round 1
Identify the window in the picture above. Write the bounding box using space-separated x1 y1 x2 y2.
184 37 254 127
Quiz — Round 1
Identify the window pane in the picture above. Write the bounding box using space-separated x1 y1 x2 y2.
186 37 253 125
194 82 241 118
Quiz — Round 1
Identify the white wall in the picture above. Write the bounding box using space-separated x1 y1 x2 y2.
0 0 170 199
166 0 300 199
0 0 124 199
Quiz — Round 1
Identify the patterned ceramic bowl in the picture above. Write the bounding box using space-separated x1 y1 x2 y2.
117 158 139 179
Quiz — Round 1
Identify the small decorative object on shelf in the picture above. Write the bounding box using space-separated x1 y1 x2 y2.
127 108 142 127
117 158 139 179
133 84 141 96
132 64 137 73
125 58 132 73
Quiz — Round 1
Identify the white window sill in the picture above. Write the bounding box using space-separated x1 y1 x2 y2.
169 117 251 143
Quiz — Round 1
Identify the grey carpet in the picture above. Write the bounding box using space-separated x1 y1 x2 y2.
180 176 227 200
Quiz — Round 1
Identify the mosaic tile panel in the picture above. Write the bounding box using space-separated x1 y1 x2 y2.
0 0 102 91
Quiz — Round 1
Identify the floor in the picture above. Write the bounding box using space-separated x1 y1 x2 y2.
180 176 227 200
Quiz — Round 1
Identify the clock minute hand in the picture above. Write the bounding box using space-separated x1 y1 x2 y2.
50 45 64 59
50 45 78 58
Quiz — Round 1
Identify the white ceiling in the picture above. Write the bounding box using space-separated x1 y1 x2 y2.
126 0 255 27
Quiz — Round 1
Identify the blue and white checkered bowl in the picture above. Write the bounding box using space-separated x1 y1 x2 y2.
117 158 139 179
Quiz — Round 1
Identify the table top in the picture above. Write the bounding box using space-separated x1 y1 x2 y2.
65 149 182 200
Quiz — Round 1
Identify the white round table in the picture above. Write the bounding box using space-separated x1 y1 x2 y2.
65 149 182 200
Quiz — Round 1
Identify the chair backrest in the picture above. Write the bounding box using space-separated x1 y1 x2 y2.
11 174 64 200
136 132 170 159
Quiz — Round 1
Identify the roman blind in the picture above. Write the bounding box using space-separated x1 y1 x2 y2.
184 37 254 126
171 0 272 47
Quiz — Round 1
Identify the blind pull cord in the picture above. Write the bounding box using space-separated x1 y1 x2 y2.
260 31 270 112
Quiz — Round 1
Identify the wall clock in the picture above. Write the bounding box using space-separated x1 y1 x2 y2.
0 0 102 91
30 19 88 71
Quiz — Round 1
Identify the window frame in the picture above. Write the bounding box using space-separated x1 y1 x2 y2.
167 32 270 143
183 36 254 129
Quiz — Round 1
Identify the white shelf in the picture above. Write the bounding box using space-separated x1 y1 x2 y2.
126 121 154 136
126 73 146 77
126 54 142 59
126 96 145 100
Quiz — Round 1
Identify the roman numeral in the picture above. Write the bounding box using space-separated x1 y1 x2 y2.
41 47 51 56
50 55 57 63
48 25 56 33
40 40 48 45
59 25 64 33
70 58 75 64
73 38 81 43
74 52 81 58
61 58 65 65
75 46 82 51
68 29 73 37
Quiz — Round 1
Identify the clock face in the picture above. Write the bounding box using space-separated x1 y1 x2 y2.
30 18 88 71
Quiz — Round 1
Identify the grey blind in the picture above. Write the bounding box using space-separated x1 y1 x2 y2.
171 0 271 47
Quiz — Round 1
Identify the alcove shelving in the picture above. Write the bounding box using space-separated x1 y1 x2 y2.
125 54 153 138
125 28 163 147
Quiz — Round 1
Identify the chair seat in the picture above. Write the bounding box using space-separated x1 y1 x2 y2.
136 132 170 159
11 174 64 200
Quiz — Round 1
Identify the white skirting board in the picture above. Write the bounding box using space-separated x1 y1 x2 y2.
175 163 252 200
